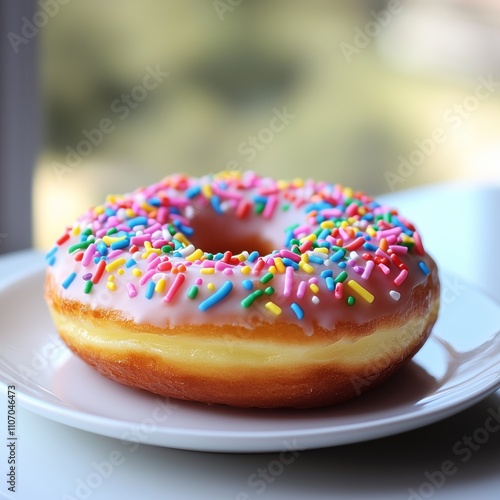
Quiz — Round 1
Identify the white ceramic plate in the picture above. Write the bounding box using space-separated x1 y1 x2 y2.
1 262 500 453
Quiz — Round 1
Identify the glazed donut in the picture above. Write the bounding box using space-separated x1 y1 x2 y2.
45 171 440 408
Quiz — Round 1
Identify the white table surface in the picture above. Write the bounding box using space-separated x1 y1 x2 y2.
1 181 500 500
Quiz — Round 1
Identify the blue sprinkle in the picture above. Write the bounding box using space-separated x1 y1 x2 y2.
45 246 58 260
126 259 137 268
169 207 181 215
304 202 333 213
186 186 201 199
47 256 56 266
62 272 77 289
320 270 333 278
105 208 116 217
248 251 260 263
419 261 431 276
361 213 374 221
127 216 148 228
330 249 346 262
284 229 294 247
308 255 324 265
253 195 268 204
111 238 130 250
145 280 156 299
147 197 161 207
317 241 331 249
338 262 347 268
173 252 182 258
363 242 378 252
282 258 299 270
97 242 108 256
325 276 335 291
211 195 223 215
199 281 233 311
290 302 304 320
213 252 224 261
318 229 330 240
242 279 253 290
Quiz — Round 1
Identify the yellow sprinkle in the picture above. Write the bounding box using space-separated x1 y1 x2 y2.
144 241 152 249
310 283 319 294
108 275 115 282
102 235 126 246
347 280 375 303
125 208 135 218
299 261 314 274
348 217 357 224
340 221 349 228
314 247 328 254
105 258 126 272
200 268 215 275
207 283 215 291
292 177 304 188
269 265 277 274
343 187 353 198
141 201 154 212
186 249 204 262
202 184 213 198
72 225 81 236
300 234 316 243
265 301 282 316
241 266 251 275
174 232 191 247
94 206 105 215
367 226 376 237
358 207 366 215
320 221 334 229
117 269 125 275
301 253 309 263
273 258 285 273
155 278 167 293
236 253 247 262
132 268 142 277
106 194 117 203
106 282 116 291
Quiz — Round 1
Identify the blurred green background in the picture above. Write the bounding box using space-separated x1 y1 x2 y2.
35 0 500 248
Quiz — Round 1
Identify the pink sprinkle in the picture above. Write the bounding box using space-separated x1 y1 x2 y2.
375 248 391 260
156 207 169 224
293 225 310 237
144 223 162 234
389 245 408 254
202 260 215 268
223 268 233 275
346 202 358 217
284 266 294 297
95 229 107 238
308 277 318 284
339 228 351 241
147 256 161 271
377 227 402 239
163 273 186 303
152 239 170 249
280 250 301 263
139 269 156 286
334 282 343 299
215 261 232 271
82 243 96 267
107 249 123 260
131 234 151 245
361 260 375 280
127 283 137 298
378 263 391 275
413 231 425 255
195 278 203 285
386 235 398 244
263 195 278 219
321 208 343 218
353 265 364 275
394 268 409 286
296 280 307 299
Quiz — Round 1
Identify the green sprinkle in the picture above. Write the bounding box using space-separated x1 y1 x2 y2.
347 295 356 306
241 289 264 308
281 204 290 211
383 212 392 223
264 286 275 295
106 227 118 235
68 240 93 253
167 224 177 236
255 202 265 215
187 285 198 299
161 245 173 253
82 228 92 236
260 272 274 284
84 281 93 294
334 271 348 283
205 253 214 260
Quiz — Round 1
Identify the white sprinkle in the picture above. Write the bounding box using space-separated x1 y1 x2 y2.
312 296 320 304
350 251 359 260
390 290 401 301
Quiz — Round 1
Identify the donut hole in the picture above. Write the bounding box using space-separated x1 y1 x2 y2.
188 211 276 256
